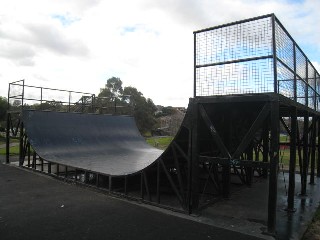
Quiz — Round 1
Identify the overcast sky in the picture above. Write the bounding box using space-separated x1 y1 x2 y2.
0 0 319 107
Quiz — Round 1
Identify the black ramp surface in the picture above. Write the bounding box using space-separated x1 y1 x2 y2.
22 110 163 176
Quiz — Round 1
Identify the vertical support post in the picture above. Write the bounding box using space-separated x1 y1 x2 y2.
222 165 230 198
96 174 100 188
262 122 269 178
310 116 316 184
91 94 95 113
19 122 24 166
124 176 128 195
301 112 309 195
68 92 71 112
32 151 36 169
287 107 297 211
40 87 43 109
31 155 37 169
222 113 231 196
140 172 144 199
317 117 320 177
314 72 317 110
305 59 309 107
157 160 160 204
84 171 89 184
187 125 192 212
27 143 31 167
191 101 199 211
21 80 25 109
267 100 279 234
6 113 10 164
246 143 253 186
193 32 197 98
65 166 68 178
272 14 278 94
40 157 43 172
48 162 51 174
293 43 297 102
109 176 112 193
74 169 78 181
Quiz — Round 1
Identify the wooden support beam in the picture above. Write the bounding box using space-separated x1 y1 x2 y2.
96 174 100 188
65 166 68 178
187 128 192 213
190 102 199 212
317 117 320 177
157 161 160 204
48 162 51 174
40 156 43 172
172 145 185 200
245 144 254 186
233 103 270 159
75 169 78 181
301 113 309 195
262 121 269 178
27 143 31 167
140 172 144 199
267 99 279 234
160 158 184 207
280 117 291 136
124 176 128 195
6 113 10 164
143 171 151 201
198 104 231 158
173 141 189 163
310 116 316 184
109 176 112 193
19 122 24 166
199 156 270 168
297 125 303 176
287 107 297 211
204 163 221 193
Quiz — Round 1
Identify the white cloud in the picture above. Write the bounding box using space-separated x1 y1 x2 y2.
0 0 319 107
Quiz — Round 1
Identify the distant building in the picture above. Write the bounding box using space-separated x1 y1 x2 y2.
153 107 186 136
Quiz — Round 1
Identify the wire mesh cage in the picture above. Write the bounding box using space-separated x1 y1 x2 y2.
194 14 320 111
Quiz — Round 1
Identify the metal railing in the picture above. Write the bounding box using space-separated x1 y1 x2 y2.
7 80 133 115
194 13 320 111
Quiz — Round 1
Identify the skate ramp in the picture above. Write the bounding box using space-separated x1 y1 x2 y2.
22 110 163 176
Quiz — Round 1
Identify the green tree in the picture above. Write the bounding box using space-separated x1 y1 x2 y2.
0 97 7 121
97 77 125 113
123 86 157 135
0 97 8 131
99 77 123 98
98 77 157 134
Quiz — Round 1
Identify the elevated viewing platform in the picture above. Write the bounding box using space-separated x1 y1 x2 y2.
194 13 320 112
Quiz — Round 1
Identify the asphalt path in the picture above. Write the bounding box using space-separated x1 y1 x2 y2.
0 161 262 240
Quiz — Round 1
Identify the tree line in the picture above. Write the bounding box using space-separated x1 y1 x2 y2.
97 77 157 135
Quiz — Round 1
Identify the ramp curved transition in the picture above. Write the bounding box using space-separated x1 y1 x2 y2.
22 110 163 176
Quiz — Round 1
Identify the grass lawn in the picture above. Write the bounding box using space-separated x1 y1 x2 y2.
146 136 174 150
0 145 20 155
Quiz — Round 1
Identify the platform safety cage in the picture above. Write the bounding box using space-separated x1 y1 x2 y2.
194 14 320 111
